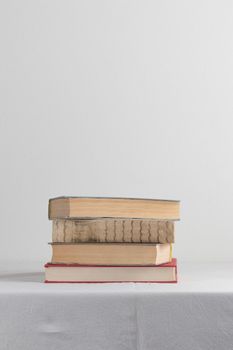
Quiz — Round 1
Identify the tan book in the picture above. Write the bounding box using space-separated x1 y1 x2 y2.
45 259 177 283
50 243 172 266
52 219 174 243
49 197 180 220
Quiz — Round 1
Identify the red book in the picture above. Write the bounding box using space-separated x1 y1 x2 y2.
45 258 177 283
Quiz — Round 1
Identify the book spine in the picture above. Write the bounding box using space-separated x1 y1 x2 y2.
52 219 174 244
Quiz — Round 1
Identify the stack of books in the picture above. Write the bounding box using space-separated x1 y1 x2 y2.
45 197 180 283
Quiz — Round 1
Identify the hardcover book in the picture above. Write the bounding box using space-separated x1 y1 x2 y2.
49 197 180 220
45 258 177 283
50 243 172 265
52 219 174 243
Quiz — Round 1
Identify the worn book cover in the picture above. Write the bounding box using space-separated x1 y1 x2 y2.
52 219 174 243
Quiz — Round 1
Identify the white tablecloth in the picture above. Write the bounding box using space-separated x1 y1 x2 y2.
0 262 233 350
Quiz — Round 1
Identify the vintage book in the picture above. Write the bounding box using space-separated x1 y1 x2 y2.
52 219 174 243
50 243 172 265
45 259 177 283
49 197 180 220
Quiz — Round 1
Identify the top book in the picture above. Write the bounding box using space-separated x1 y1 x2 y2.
48 197 180 220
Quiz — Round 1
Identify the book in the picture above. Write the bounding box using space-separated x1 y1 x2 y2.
49 197 180 220
45 259 177 283
50 243 172 265
52 219 174 243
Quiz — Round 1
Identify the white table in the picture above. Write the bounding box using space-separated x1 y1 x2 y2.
0 262 233 350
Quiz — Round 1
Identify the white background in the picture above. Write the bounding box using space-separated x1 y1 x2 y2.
0 0 233 263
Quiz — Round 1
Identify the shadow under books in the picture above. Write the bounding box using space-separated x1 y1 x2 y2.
0 272 44 283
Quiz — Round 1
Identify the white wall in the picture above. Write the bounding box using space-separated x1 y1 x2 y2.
0 0 233 263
